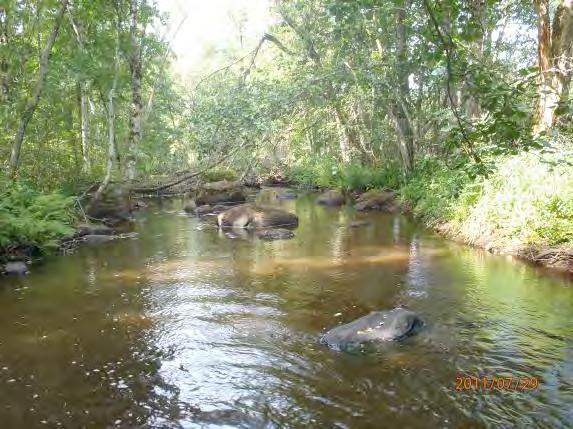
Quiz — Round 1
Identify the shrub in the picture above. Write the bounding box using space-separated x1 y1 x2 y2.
287 158 401 191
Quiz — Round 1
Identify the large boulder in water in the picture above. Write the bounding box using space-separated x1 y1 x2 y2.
320 308 423 351
1 261 29 276
354 190 398 213
183 200 197 213
217 204 298 229
195 180 246 206
87 185 133 225
316 190 345 206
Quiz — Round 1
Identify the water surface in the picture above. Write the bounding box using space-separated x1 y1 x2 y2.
0 188 572 428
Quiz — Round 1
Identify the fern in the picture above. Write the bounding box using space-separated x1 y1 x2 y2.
0 179 77 254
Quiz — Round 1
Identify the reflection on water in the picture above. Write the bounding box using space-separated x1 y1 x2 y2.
0 188 572 428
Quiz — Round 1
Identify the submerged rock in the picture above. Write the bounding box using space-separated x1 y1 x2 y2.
256 228 295 241
82 234 117 244
276 190 297 200
81 232 138 245
190 204 228 217
131 199 147 210
194 204 213 216
217 204 298 229
350 220 371 228
211 204 228 214
354 190 398 213
316 190 345 206
321 308 423 351
1 261 29 276
76 222 114 237
183 200 197 213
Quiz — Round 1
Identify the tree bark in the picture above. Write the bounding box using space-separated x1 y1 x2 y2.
0 6 9 102
94 9 121 202
8 0 69 177
126 0 143 181
77 80 90 172
68 5 90 173
534 0 573 133
463 0 486 119
392 2 415 172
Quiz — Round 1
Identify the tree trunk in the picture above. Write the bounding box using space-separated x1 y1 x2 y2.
126 0 143 181
333 107 351 163
534 0 573 133
69 4 90 173
463 0 486 119
393 1 415 172
332 102 354 163
8 0 68 177
94 9 121 202
0 6 9 102
78 80 90 172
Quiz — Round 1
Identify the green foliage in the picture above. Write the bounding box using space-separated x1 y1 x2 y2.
0 180 76 253
400 157 474 223
287 158 401 191
400 154 573 247
445 62 541 174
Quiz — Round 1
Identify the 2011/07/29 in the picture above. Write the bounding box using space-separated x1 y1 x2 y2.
455 375 539 392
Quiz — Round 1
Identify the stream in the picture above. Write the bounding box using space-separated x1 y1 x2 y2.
0 188 572 428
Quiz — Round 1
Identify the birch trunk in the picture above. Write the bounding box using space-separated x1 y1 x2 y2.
126 0 143 181
0 6 9 101
393 2 415 172
94 11 121 202
79 80 90 172
68 5 90 173
8 0 68 177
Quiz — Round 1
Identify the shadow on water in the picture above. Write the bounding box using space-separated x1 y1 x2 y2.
0 188 571 428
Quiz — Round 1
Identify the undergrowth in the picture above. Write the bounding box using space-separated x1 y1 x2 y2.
285 153 573 249
287 157 401 191
400 153 573 248
0 179 77 255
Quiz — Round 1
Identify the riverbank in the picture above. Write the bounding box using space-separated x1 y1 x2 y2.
397 154 573 274
3 154 572 277
0 179 139 273
284 152 573 275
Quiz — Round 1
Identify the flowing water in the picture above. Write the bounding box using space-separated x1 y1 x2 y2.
0 188 572 428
